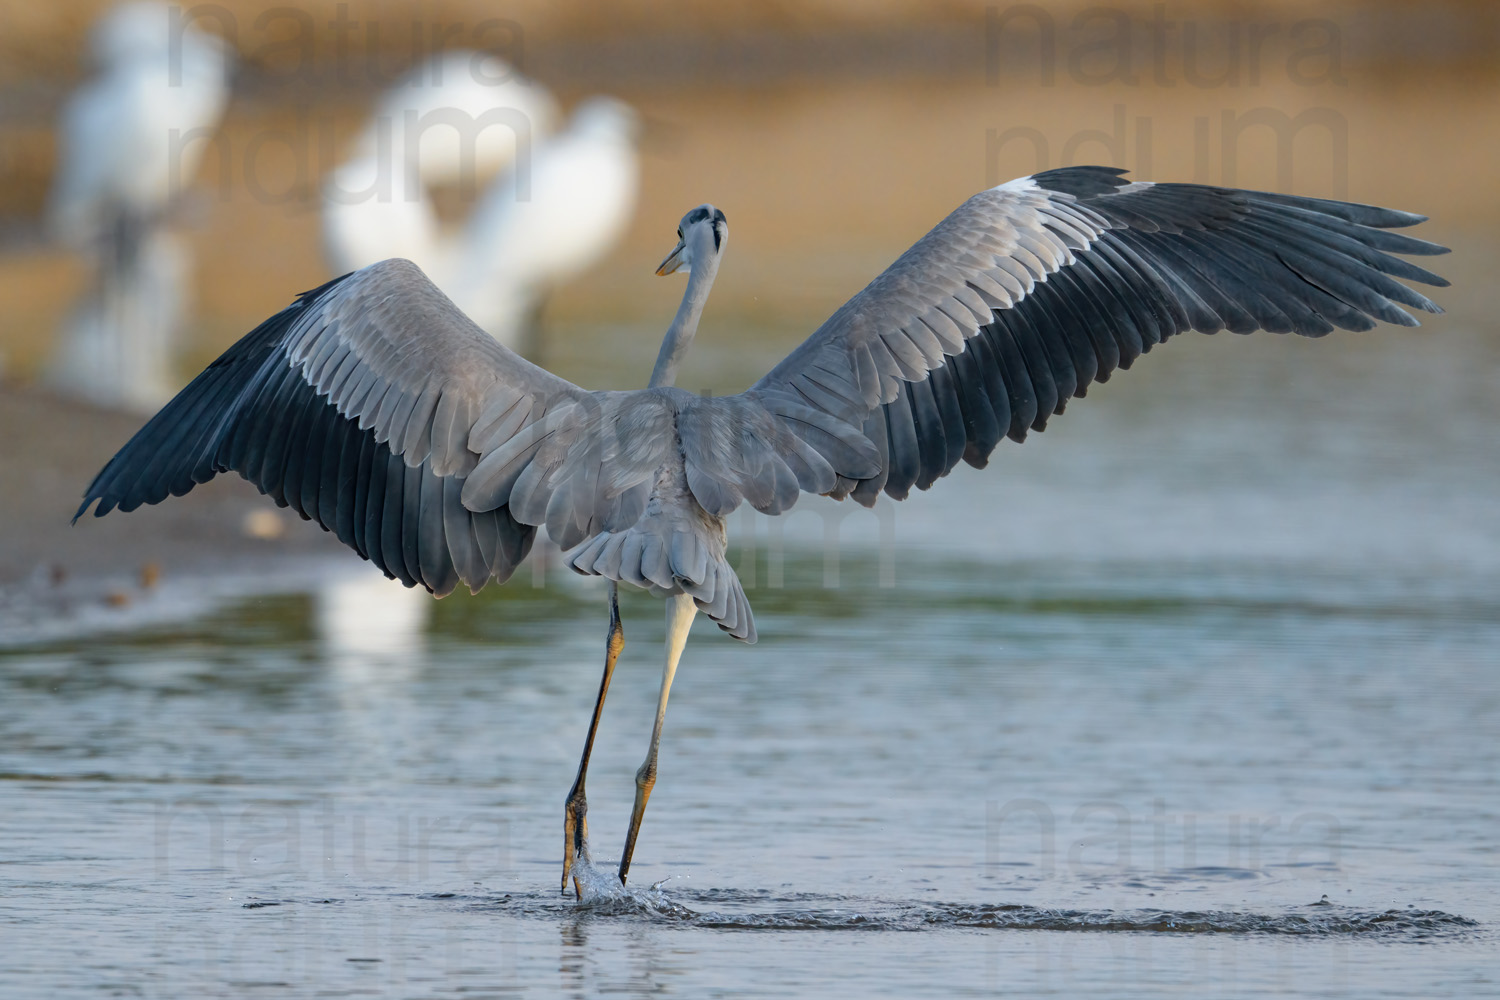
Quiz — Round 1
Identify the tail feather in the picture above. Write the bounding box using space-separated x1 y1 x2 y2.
566 521 756 643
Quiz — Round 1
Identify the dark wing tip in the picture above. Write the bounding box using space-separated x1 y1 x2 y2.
1246 190 1444 232
74 274 358 525
71 494 118 523
1030 165 1132 198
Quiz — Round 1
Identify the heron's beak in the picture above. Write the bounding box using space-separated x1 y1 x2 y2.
655 240 687 276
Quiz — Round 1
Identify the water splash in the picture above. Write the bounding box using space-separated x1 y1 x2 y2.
559 845 696 918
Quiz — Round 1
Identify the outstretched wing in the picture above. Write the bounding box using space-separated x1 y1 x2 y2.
76 259 672 595
684 166 1449 514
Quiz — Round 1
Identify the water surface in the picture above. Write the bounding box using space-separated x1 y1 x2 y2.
2 326 1497 997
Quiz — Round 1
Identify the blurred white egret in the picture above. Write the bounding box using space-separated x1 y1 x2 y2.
445 97 641 349
321 50 557 280
321 153 446 278
321 54 638 351
46 1 231 412
365 48 558 190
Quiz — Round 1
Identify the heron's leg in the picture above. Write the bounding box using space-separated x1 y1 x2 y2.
562 582 624 896
618 593 697 885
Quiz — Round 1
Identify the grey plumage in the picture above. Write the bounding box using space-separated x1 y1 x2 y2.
78 166 1449 648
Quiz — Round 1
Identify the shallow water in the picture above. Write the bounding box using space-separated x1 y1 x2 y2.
3 326 1499 997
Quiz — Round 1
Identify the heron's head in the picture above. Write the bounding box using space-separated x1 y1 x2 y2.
656 204 727 277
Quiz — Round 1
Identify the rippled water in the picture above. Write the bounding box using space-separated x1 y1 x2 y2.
3 328 1498 996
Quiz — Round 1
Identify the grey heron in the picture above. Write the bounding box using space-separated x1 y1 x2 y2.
75 165 1448 896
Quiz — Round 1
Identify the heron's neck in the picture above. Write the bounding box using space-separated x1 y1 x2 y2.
648 255 720 388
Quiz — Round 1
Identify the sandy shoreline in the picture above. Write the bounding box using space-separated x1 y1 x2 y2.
0 382 352 640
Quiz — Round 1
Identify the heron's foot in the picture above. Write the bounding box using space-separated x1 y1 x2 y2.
562 786 589 898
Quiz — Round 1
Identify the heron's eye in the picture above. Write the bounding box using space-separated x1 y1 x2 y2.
676 228 683 239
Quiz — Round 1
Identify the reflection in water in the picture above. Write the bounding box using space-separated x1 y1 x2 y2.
315 565 430 682
316 565 431 779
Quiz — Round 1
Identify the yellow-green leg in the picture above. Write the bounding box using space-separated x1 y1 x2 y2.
618 592 697 884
